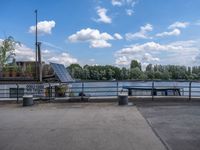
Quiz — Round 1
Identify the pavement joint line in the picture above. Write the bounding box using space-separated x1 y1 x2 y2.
136 107 171 150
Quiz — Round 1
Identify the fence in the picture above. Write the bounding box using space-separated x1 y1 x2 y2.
0 80 200 102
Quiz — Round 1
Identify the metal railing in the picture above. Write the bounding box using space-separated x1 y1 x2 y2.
0 80 200 103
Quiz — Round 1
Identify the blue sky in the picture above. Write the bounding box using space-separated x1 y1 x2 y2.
1 0 200 67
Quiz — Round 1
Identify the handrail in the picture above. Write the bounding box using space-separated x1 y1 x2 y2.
0 80 200 103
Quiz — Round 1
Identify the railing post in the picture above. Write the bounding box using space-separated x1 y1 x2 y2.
16 84 19 103
152 81 154 101
189 81 192 101
48 83 51 102
117 81 119 96
81 82 84 101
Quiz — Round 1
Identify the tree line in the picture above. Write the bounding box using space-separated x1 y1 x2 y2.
67 60 200 80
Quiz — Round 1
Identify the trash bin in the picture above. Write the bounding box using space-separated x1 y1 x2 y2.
23 95 33 106
118 94 128 105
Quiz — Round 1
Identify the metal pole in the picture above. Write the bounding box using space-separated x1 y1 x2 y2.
189 81 192 101
81 82 84 101
117 81 119 96
37 42 42 82
48 83 51 102
35 10 38 80
16 84 19 103
152 81 154 101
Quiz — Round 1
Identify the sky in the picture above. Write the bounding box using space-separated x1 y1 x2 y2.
1 0 200 67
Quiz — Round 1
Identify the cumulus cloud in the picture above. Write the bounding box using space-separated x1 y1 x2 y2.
142 53 160 62
115 40 199 66
68 28 114 48
111 0 137 7
90 39 112 48
115 56 129 65
111 0 137 16
155 21 189 38
168 21 190 29
126 9 134 16
125 24 153 40
156 28 181 37
95 7 112 24
29 20 56 35
15 44 35 61
111 0 123 6
4 41 78 66
47 52 77 65
114 33 123 40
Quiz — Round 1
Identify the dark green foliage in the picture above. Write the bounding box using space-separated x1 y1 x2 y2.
130 60 141 70
67 60 200 81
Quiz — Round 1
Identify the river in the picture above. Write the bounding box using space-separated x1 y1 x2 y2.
71 81 200 97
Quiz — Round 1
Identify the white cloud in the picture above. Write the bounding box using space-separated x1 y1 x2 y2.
156 21 189 38
29 20 56 35
111 0 136 7
15 44 35 61
125 24 153 40
111 0 137 16
142 53 160 62
4 41 78 66
168 21 190 29
47 53 77 65
156 28 181 37
115 56 129 65
111 0 123 6
126 9 134 16
115 40 200 66
114 33 123 40
43 49 50 54
95 7 112 24
68 28 114 48
116 41 192 55
90 40 111 48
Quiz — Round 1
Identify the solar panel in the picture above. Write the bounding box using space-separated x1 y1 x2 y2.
50 63 74 82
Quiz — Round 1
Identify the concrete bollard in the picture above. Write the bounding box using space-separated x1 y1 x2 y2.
23 95 34 106
118 94 128 105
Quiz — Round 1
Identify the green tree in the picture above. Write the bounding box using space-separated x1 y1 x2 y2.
154 71 162 79
146 64 153 72
0 36 19 76
130 67 142 79
130 60 141 70
67 64 83 79
121 67 129 80
161 70 171 80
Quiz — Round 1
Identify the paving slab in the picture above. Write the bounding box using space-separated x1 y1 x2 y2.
0 103 166 150
137 102 200 150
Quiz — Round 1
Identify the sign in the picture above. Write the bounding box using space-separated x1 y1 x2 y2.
26 84 44 97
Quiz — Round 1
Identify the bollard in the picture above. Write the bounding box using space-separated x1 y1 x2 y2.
118 94 128 105
23 95 34 106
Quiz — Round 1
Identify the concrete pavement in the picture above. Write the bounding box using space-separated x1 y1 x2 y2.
0 103 166 150
138 102 200 150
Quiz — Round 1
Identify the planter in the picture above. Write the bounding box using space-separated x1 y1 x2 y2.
11 71 17 77
55 85 67 97
3 72 10 77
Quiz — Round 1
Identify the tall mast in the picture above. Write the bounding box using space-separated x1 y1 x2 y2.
35 9 38 80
